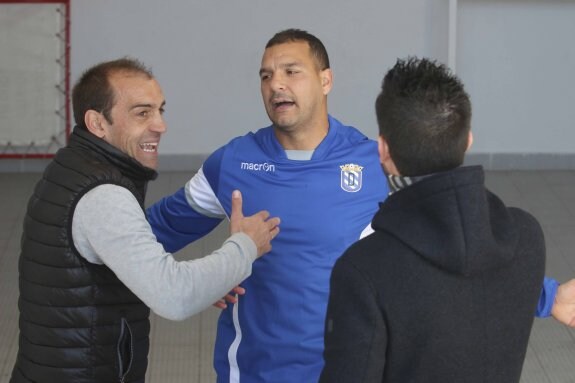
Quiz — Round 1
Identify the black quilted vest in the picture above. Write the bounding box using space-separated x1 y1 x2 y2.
11 127 158 383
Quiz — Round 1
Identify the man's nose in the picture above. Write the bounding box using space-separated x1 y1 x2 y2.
152 114 167 133
269 74 286 91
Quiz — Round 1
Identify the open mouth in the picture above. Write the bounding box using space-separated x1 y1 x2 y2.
272 100 295 110
139 143 158 153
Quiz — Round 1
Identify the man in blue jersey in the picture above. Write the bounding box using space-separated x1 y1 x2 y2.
148 29 388 382
147 29 575 383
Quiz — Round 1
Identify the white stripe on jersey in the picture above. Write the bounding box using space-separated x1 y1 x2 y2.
185 167 227 219
228 299 242 383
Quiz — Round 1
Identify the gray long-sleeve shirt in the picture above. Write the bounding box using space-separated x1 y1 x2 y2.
72 184 256 321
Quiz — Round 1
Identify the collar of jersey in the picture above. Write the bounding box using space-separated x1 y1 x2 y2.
258 114 341 161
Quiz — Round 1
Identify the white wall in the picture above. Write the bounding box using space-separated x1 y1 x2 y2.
457 0 575 154
68 0 575 169
70 0 448 156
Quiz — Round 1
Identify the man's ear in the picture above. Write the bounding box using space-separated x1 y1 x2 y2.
466 130 474 151
320 68 333 95
84 110 106 138
378 135 392 164
378 135 400 175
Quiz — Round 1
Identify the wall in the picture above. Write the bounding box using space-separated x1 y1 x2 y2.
69 0 447 170
456 0 575 169
3 0 573 171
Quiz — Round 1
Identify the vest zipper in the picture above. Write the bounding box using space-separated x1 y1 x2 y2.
117 317 134 383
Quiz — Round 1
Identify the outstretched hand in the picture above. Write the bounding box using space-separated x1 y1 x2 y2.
230 190 280 258
552 278 575 327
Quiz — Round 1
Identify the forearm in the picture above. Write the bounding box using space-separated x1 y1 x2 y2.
74 184 257 321
115 232 256 321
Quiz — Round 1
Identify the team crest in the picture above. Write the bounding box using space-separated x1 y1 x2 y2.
340 163 363 192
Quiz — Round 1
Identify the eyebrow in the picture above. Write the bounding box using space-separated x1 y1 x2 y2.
130 100 166 110
259 62 301 76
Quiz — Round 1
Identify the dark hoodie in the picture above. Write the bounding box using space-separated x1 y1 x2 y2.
320 166 545 383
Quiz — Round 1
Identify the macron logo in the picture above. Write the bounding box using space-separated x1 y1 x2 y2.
240 162 276 172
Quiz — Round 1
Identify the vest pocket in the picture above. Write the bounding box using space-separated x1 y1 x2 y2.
117 317 134 383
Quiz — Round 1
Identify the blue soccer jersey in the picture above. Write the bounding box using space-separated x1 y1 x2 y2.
149 116 389 382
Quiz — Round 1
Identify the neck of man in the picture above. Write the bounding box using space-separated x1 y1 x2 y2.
274 115 329 151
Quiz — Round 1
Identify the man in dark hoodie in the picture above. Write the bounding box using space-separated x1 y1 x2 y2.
320 57 546 383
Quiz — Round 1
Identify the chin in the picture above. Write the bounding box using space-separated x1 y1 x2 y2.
146 161 158 170
137 157 158 170
274 123 296 133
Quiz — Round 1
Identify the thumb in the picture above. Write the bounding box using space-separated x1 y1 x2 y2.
230 190 243 233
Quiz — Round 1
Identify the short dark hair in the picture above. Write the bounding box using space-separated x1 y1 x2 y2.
375 57 472 176
265 28 330 71
72 58 153 129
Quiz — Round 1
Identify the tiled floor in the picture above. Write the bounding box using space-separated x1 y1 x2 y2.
1 170 574 383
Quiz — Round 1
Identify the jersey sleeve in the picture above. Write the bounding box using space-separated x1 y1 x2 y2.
536 276 559 317
147 161 227 253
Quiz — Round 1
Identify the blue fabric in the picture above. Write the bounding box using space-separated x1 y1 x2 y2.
537 277 559 317
147 187 222 253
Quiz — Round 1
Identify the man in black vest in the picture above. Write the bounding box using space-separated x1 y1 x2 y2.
320 57 546 383
10 58 280 383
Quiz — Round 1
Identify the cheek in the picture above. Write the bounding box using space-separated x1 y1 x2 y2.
105 130 121 147
261 85 271 99
261 89 273 110
116 132 134 153
294 81 316 98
